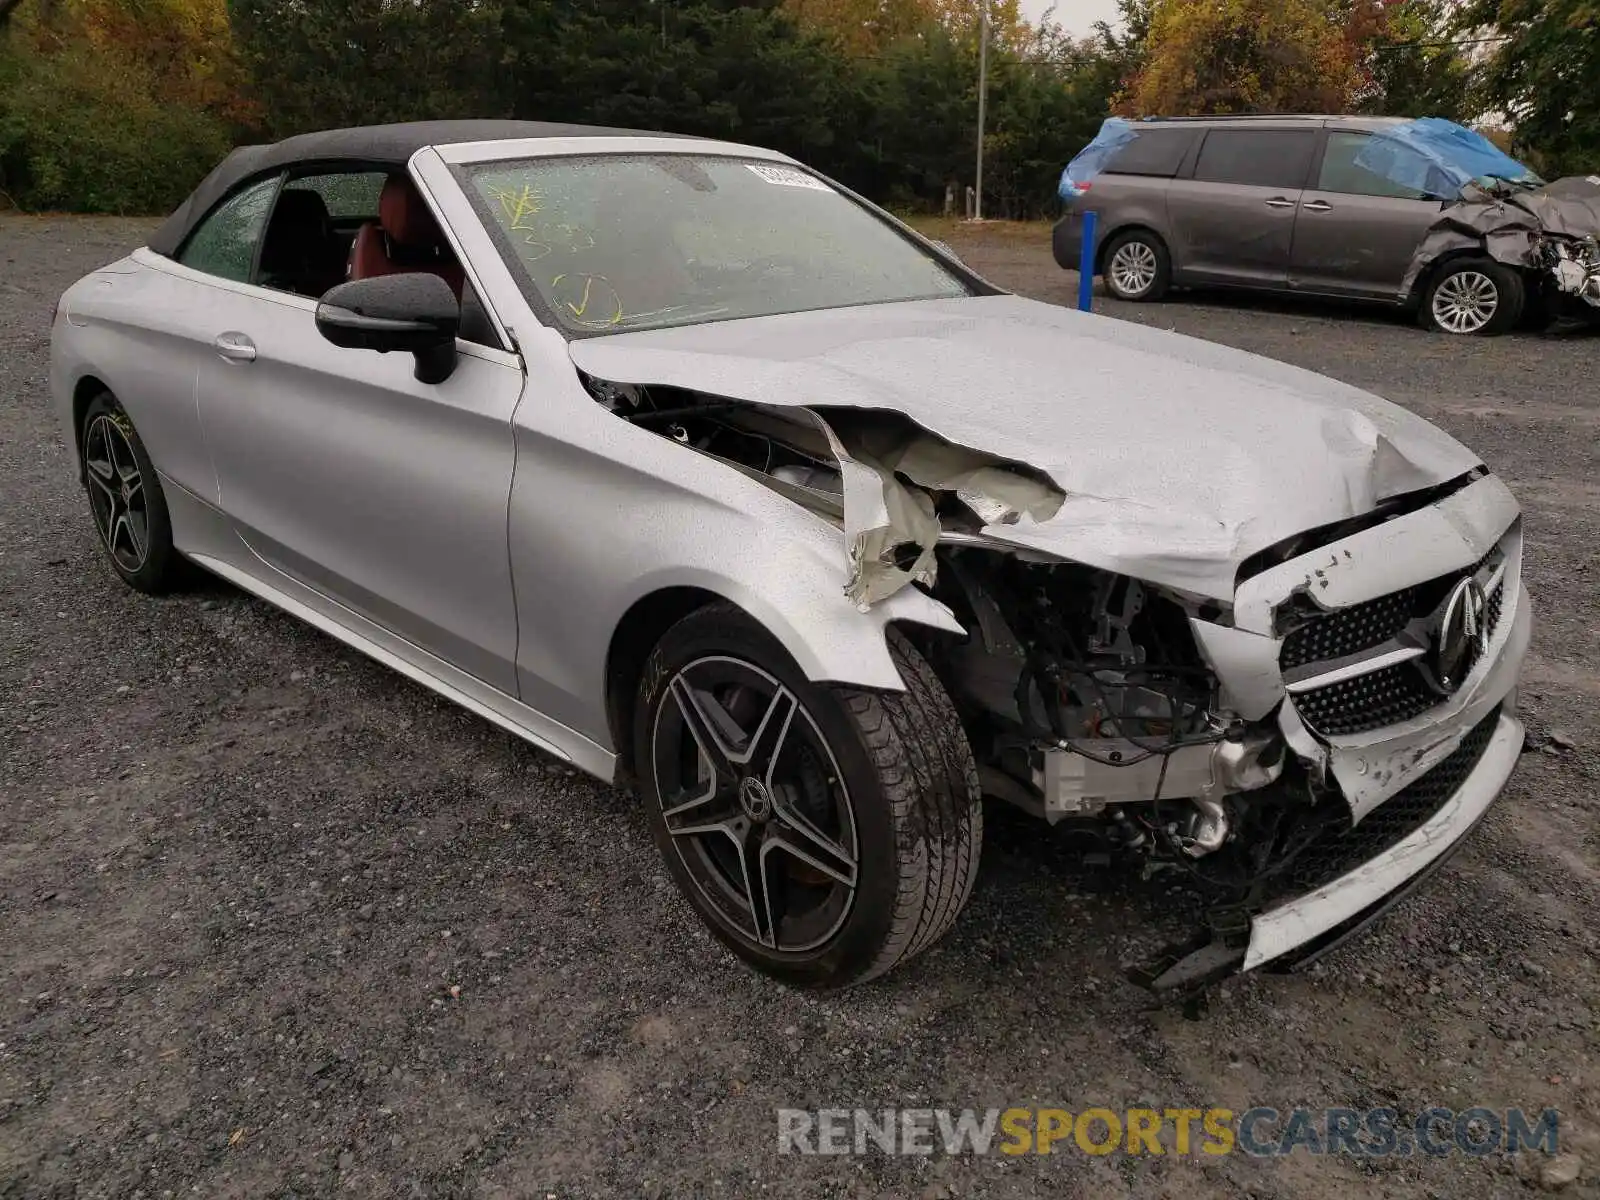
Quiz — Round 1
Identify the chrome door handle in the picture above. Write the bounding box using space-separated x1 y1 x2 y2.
214 332 257 363
1302 200 1333 213
1264 197 1297 209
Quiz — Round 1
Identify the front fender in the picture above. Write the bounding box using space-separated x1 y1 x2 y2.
503 323 967 751
613 555 964 695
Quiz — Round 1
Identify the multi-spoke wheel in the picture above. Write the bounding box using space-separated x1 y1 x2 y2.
79 392 180 592
1420 258 1523 336
635 604 983 988
654 656 860 954
1100 229 1171 302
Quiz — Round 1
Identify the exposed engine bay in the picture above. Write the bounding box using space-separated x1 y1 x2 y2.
1538 231 1600 309
586 373 1366 988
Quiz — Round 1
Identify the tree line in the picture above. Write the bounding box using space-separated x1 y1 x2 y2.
0 0 1594 217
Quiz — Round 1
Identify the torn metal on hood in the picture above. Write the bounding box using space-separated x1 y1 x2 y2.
571 296 1481 604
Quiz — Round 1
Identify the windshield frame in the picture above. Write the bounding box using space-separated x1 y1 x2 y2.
448 149 997 339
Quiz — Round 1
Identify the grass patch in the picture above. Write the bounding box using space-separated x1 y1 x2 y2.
900 214 1055 242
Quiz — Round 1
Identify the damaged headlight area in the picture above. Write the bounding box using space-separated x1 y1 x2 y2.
1539 233 1600 307
927 548 1307 868
586 373 1068 607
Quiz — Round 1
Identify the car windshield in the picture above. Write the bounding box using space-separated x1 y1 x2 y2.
460 154 974 334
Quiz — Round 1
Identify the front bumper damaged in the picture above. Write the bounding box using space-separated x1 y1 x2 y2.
1150 474 1529 992
1245 707 1522 972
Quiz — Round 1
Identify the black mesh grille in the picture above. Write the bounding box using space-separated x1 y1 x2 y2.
1292 664 1441 735
1486 582 1504 638
1280 546 1500 674
1280 588 1418 671
1263 707 1500 903
1285 544 1508 736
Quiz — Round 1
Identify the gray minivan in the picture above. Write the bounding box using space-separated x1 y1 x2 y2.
1052 115 1533 335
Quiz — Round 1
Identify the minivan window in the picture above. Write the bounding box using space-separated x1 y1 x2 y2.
1193 129 1317 190
1106 128 1195 178
1317 132 1429 200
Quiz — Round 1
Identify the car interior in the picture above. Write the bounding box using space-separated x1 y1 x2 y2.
256 169 499 347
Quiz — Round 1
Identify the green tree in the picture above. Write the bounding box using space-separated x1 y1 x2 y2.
1460 0 1600 175
980 22 1122 216
1359 0 1475 119
1118 0 1363 115
500 1 856 164
0 0 241 211
229 0 509 135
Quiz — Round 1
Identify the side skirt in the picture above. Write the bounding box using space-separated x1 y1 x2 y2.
179 539 618 783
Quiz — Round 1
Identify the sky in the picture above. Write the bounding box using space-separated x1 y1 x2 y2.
1019 0 1123 37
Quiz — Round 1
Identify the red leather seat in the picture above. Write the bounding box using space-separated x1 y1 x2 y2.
348 174 465 298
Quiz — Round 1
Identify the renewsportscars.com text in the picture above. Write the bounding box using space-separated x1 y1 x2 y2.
777 1106 1560 1158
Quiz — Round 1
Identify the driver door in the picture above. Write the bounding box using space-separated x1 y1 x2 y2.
190 168 526 693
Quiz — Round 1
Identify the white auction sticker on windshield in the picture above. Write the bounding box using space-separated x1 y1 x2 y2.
746 164 833 192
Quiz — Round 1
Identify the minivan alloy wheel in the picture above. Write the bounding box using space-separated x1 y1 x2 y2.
1430 270 1499 334
83 412 149 573
651 655 860 952
1109 241 1159 298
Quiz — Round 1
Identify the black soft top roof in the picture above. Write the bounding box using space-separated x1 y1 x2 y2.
147 119 678 256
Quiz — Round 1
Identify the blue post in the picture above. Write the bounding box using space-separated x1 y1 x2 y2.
1077 210 1098 313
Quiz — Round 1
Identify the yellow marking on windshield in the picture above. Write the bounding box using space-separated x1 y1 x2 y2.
550 273 624 328
485 182 543 229
484 180 595 261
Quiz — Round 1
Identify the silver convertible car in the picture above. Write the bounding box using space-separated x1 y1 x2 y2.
51 121 1531 991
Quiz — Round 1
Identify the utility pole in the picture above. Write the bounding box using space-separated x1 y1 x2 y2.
974 0 988 221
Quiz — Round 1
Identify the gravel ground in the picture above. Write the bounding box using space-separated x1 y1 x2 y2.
2 215 1598 1199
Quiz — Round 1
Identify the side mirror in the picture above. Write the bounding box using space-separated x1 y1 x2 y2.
315 274 460 384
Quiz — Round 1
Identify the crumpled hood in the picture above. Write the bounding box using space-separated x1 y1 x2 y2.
569 294 1482 600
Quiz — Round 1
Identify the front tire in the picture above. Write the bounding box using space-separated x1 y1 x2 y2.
1101 230 1172 302
635 604 983 988
1419 258 1523 336
80 391 182 593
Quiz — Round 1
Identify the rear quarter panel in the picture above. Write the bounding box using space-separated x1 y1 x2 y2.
1055 176 1175 273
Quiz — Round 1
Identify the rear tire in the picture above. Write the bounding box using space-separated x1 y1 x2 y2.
1101 230 1172 302
79 392 182 593
1419 258 1523 336
634 604 982 988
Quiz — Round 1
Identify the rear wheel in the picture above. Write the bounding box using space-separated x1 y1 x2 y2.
1101 230 1172 302
80 392 182 593
634 604 982 988
1419 258 1523 336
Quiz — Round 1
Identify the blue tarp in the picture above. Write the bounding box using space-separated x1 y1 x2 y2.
1058 118 1137 200
1353 117 1540 198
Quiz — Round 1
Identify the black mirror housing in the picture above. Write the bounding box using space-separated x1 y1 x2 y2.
315 274 461 384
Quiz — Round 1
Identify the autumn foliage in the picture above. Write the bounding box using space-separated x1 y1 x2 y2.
0 0 247 210
1118 0 1365 115
0 0 1594 214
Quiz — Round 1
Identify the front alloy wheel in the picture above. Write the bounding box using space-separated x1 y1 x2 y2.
1431 270 1499 333
636 604 983 988
653 656 860 952
1421 258 1523 336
